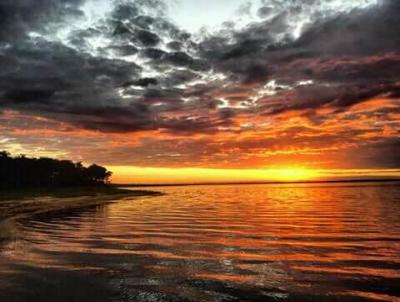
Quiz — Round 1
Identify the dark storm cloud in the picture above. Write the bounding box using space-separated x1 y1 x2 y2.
111 3 138 20
125 78 158 88
280 55 400 83
0 0 85 41
0 0 213 134
165 52 194 67
110 45 139 57
0 39 140 97
256 81 400 116
199 0 400 114
59 104 154 133
291 0 400 57
3 88 55 104
134 29 161 46
0 0 399 137
141 48 166 60
166 41 183 51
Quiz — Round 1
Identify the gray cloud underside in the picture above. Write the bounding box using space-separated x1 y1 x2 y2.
0 0 399 134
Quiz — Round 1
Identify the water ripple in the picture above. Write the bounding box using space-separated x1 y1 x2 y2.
1 183 400 301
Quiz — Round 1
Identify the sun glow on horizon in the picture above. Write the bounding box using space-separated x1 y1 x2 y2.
109 166 323 184
264 167 321 182
108 166 400 185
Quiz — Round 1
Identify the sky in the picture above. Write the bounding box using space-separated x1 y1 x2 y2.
167 0 246 32
0 0 399 183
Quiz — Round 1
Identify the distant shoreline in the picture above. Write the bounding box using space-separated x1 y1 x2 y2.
116 178 400 187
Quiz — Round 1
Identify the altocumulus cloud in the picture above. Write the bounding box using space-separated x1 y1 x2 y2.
0 0 399 168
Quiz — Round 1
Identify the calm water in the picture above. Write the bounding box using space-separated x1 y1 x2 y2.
1 183 400 302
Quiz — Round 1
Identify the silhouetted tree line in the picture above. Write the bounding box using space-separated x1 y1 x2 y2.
0 151 112 188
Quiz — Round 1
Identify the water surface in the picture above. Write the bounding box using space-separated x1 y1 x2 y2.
1 183 400 301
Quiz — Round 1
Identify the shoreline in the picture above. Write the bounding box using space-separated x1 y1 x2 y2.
0 186 162 243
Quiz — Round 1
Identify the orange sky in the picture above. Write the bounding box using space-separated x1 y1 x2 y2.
1 97 399 184
109 166 400 184
0 0 399 184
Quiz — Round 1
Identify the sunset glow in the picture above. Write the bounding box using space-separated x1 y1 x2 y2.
109 166 321 184
0 0 399 183
1 1 400 301
109 166 400 184
267 168 321 182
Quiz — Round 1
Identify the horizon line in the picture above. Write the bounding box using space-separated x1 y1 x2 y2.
114 178 400 187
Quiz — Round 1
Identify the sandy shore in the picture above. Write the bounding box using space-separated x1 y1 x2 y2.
0 187 161 243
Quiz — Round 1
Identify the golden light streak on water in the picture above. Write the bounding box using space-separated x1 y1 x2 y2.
1 182 400 301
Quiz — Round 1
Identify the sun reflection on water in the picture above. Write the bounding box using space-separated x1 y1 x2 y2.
1 183 400 301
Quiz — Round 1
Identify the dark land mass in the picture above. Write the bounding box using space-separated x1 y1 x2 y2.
0 151 112 188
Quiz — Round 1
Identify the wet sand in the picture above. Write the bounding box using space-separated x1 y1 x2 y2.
0 187 161 243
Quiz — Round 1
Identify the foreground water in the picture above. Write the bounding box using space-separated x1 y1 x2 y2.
0 183 399 302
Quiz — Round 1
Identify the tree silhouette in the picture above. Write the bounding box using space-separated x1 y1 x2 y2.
86 164 112 184
0 151 112 188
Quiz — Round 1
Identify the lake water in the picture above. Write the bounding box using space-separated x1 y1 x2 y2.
1 183 400 302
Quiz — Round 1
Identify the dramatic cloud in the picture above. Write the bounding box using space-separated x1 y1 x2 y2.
0 0 399 172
